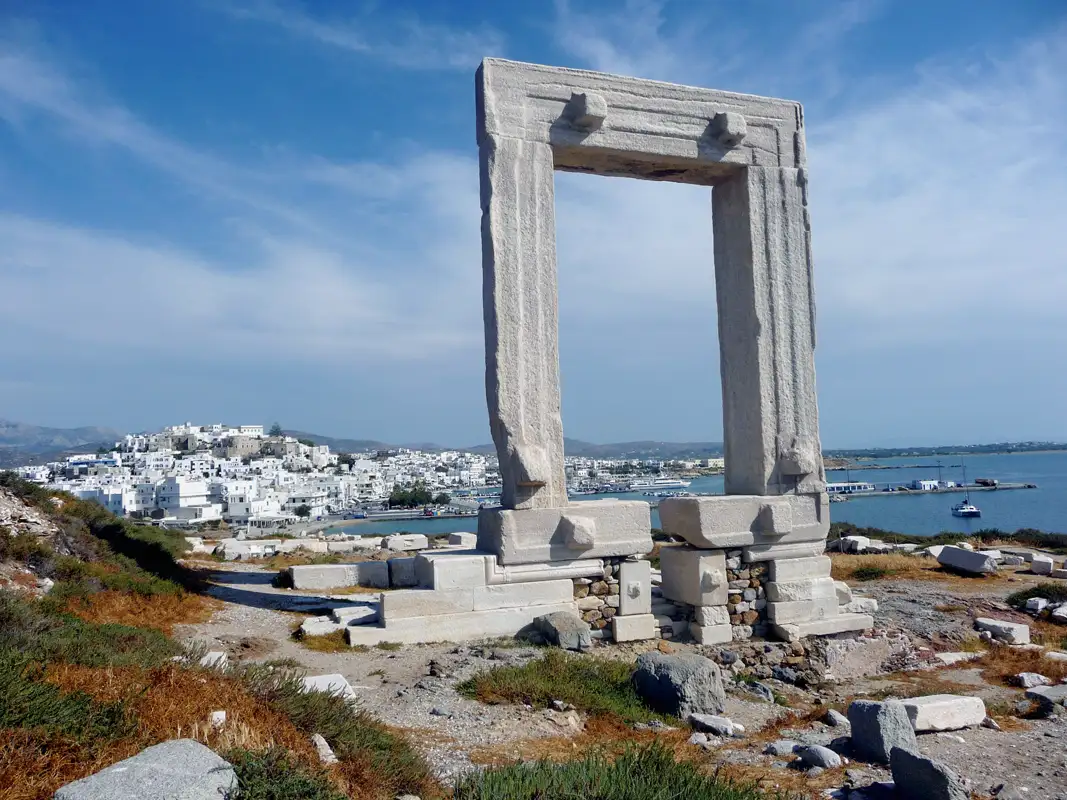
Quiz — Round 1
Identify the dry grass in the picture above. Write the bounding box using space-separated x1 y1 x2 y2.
975 644 1067 686
830 553 1027 586
0 664 318 800
61 590 220 635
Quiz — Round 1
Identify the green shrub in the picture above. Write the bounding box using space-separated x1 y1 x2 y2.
851 565 895 581
1007 582 1067 608
225 748 347 800
0 591 178 668
238 664 431 797
457 650 664 723
454 741 771 800
0 650 133 742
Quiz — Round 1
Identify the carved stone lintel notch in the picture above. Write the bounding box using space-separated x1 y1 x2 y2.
778 435 818 476
710 111 746 148
564 91 608 130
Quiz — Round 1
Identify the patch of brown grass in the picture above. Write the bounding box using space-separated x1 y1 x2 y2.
713 761 846 796
0 664 318 800
62 590 220 634
975 645 1067 687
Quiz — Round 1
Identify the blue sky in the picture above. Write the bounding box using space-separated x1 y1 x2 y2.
1 1 1065 449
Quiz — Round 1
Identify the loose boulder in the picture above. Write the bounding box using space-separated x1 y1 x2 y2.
1014 672 1051 689
796 744 842 769
975 617 1030 645
687 713 735 736
900 695 986 732
890 746 968 800
936 546 997 575
1025 597 1049 613
633 652 725 717
847 699 917 764
1031 554 1055 575
535 611 591 651
54 739 235 800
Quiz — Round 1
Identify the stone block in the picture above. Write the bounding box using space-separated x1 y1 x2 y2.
744 542 824 562
840 535 870 553
346 602 579 647
1051 568 1067 579
937 546 997 575
848 699 918 764
301 674 357 702
619 559 652 615
447 532 478 547
1025 684 1067 708
658 494 827 549
414 551 492 590
659 546 727 607
384 533 429 551
477 501 652 564
689 622 733 644
695 605 730 626
1031 554 1055 575
612 613 656 642
381 589 474 620
834 580 853 604
388 557 418 588
54 739 235 800
765 576 837 602
900 695 986 732
842 597 879 614
473 579 574 611
975 617 1030 644
330 605 378 625
772 614 873 642
288 561 389 590
766 595 837 624
767 556 832 582
299 616 345 637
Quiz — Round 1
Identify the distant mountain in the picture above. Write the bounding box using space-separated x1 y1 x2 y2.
0 419 123 468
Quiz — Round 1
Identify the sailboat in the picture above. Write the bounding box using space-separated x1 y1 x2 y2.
951 465 981 518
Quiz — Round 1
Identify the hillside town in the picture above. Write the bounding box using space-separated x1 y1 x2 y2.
8 422 723 530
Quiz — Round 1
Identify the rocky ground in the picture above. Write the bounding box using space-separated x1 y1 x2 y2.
177 559 1067 799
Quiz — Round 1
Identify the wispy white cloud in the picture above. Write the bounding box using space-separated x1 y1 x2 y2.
218 0 504 70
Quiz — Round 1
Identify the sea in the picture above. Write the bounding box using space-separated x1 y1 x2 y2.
329 451 1067 539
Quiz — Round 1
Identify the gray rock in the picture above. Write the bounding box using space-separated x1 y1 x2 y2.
632 652 725 717
687 713 734 736
796 744 842 768
687 732 709 746
1025 683 1067 713
534 611 591 651
748 681 776 703
890 746 968 800
806 766 825 777
824 708 849 727
772 665 799 684
763 739 799 756
1015 671 1051 689
54 739 235 800
311 733 338 765
848 699 918 764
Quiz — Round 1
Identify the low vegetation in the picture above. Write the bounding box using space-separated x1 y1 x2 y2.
830 552 1016 584
296 630 350 653
455 741 772 800
829 522 1067 554
457 650 665 724
976 643 1067 686
0 472 435 800
1006 582 1067 608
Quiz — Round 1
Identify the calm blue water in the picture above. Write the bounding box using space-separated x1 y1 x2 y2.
331 451 1067 538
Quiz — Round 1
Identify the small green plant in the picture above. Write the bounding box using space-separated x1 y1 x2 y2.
368 668 385 678
295 630 349 653
852 565 895 581
0 651 133 742
454 741 771 799
375 641 402 651
225 748 347 800
457 650 664 723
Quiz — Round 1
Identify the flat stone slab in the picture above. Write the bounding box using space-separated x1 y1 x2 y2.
612 613 655 642
772 613 872 642
1026 684 1067 706
301 674 357 702
900 695 986 732
346 602 579 647
54 739 235 800
478 501 651 564
288 561 389 590
975 617 1030 645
